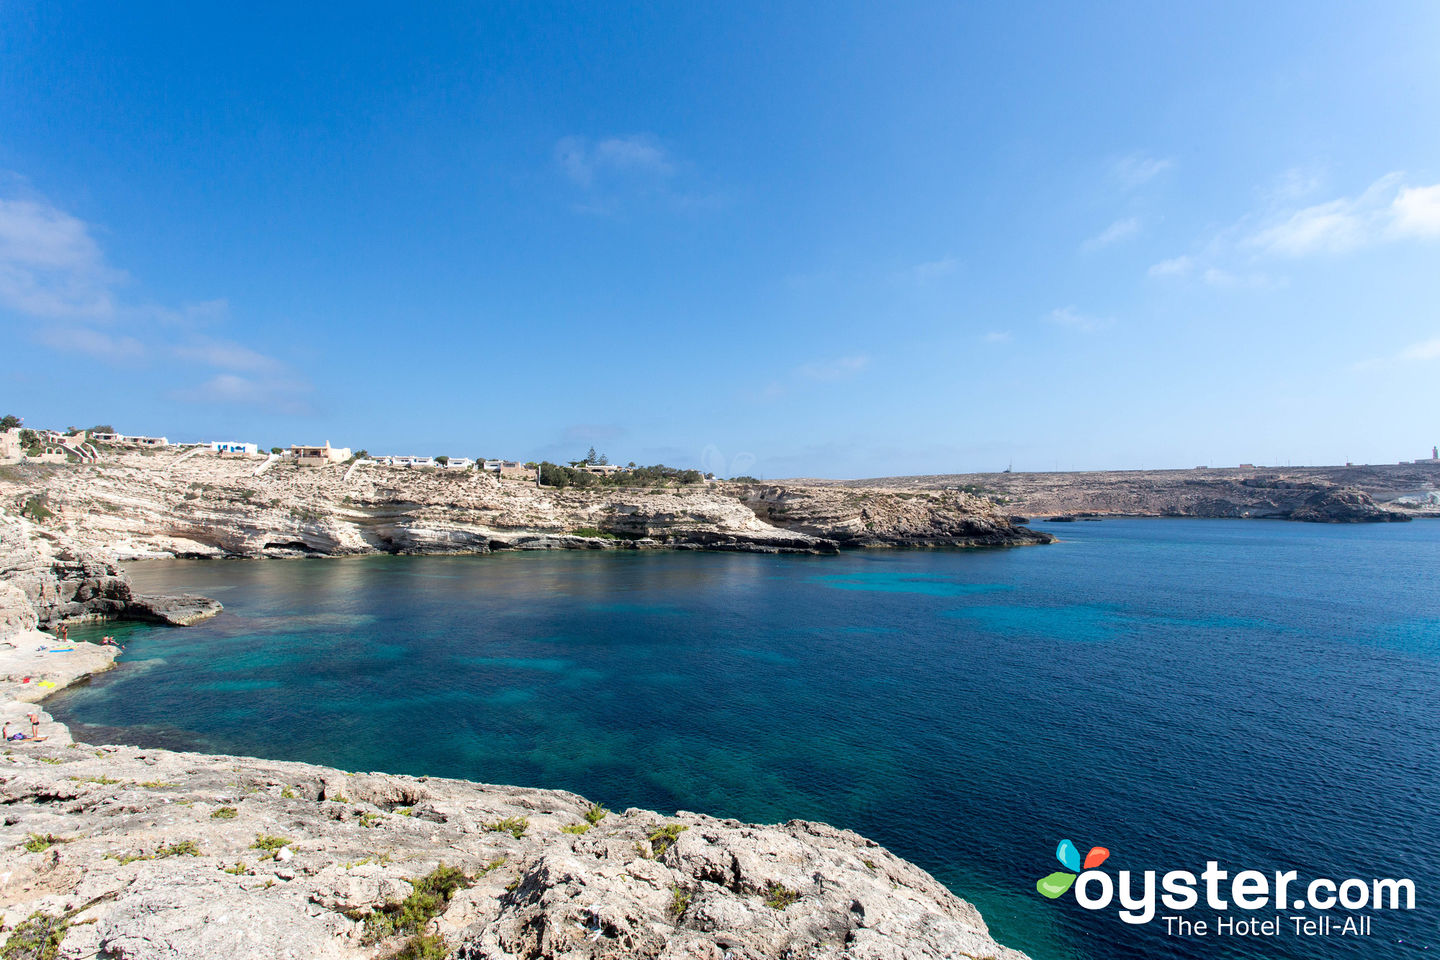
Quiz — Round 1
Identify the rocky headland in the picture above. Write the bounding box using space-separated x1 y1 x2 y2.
798 462 1440 523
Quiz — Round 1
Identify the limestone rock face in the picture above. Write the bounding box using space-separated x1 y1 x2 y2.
0 514 216 630
0 745 1030 960
0 451 1050 561
805 463 1438 522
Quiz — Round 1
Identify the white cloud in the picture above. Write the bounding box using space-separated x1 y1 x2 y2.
982 331 1011 343
177 374 313 415
1148 255 1194 278
1113 153 1174 188
1399 337 1440 361
556 134 675 188
171 336 283 374
1392 184 1440 238
0 176 307 408
760 354 871 400
905 255 959 281
1354 335 1440 371
0 196 125 318
1048 306 1113 334
1083 217 1140 251
1244 172 1440 257
796 354 870 381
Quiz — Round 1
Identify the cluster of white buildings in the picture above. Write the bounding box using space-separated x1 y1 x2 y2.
0 421 546 478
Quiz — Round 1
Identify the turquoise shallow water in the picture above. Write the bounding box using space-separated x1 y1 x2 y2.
51 519 1440 960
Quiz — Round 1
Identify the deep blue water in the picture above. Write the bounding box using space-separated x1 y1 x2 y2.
51 519 1440 960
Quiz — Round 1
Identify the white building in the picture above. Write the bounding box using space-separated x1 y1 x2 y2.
291 442 352 465
443 458 474 469
0 428 21 462
210 441 259 454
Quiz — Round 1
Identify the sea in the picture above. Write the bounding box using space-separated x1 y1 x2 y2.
49 518 1440 959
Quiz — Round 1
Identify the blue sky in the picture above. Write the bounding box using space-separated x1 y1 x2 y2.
2 2 1438 477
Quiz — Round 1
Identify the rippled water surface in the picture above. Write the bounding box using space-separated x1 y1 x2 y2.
52 519 1440 959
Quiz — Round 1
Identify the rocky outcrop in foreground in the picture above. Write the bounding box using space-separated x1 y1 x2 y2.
0 514 220 629
0 743 1025 960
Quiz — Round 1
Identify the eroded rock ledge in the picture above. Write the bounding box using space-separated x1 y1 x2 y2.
0 450 1051 562
0 742 1027 960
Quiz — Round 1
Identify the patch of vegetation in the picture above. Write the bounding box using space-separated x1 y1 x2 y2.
584 803 608 825
106 841 201 865
358 812 384 828
394 806 413 816
19 495 53 523
137 781 172 789
250 834 292 857
223 862 252 875
485 816 528 839
561 822 590 835
280 786 297 799
538 460 705 490
669 885 691 919
211 806 238 819
646 823 688 858
764 882 801 910
22 834 64 853
38 757 62 765
69 775 120 785
359 864 472 956
0 910 67 960
862 859 876 870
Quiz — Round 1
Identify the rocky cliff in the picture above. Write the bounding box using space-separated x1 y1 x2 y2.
803 463 1438 523
0 450 1051 561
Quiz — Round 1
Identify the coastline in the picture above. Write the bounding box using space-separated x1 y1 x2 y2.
0 552 1030 960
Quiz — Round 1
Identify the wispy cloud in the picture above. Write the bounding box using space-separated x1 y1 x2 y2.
1400 337 1440 361
982 331 1011 344
1113 153 1174 189
760 354 872 400
796 354 870 381
1354 335 1440 371
175 374 313 415
556 134 676 188
0 175 308 409
1048 306 1113 334
1083 217 1141 251
1244 172 1440 257
0 194 125 318
903 255 959 282
1148 255 1194 278
1150 171 1440 291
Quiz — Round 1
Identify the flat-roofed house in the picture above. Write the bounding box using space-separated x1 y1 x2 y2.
291 442 352 466
443 457 474 469
0 428 21 463
210 441 259 454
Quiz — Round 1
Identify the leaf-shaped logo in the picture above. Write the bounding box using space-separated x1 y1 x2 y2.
1036 838 1110 900
1037 871 1077 899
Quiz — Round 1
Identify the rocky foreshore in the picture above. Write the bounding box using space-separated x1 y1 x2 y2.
0 533 1029 960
